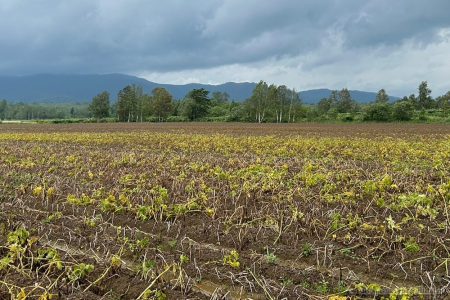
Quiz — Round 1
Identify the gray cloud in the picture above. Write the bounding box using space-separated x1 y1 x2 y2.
346 1 450 44
0 0 449 95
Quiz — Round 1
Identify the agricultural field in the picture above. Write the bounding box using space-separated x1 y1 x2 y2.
0 123 449 299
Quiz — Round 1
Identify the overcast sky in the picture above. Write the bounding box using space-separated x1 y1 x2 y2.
1 0 449 96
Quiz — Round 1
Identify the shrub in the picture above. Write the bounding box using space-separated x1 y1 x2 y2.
166 116 189 122
145 116 160 122
392 101 414 121
363 103 392 121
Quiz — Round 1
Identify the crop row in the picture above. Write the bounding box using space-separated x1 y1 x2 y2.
0 130 449 299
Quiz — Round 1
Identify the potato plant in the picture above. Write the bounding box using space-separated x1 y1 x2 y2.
0 123 449 299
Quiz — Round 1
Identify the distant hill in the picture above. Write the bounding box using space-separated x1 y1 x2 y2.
0 74 255 103
0 74 399 103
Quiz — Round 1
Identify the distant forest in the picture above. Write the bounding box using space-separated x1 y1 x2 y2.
1 81 449 123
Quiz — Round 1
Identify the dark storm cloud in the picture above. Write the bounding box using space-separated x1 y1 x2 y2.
0 0 449 95
340 0 450 47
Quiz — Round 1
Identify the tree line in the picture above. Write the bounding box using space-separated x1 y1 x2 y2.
0 101 89 121
87 80 450 122
1 81 449 122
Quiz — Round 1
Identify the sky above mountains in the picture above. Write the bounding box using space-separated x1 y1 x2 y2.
1 0 449 96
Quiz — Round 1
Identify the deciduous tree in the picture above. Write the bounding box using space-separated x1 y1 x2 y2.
375 89 389 104
336 88 355 113
182 89 210 120
151 87 173 121
89 91 110 120
247 81 269 123
0 99 7 120
417 81 434 109
117 85 137 122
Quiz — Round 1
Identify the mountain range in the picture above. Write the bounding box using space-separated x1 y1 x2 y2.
0 74 399 104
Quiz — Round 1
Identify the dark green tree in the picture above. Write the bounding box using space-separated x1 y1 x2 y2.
89 91 110 120
182 88 210 120
436 91 450 115
417 81 434 109
375 89 389 104
151 87 173 121
0 100 7 120
336 88 355 113
267 84 279 122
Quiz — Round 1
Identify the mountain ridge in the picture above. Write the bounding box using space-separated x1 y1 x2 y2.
0 74 399 103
